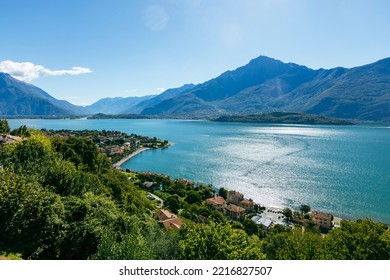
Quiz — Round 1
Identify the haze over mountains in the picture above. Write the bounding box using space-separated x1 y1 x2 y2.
1 55 390 121
85 95 156 115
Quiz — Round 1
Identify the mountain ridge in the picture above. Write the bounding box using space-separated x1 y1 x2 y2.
0 73 90 116
140 56 390 121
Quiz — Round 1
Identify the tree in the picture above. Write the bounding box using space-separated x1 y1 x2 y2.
299 204 311 214
165 195 181 214
283 208 293 221
242 218 259 236
178 222 266 260
218 187 227 199
11 125 31 137
0 119 10 134
324 218 390 260
184 190 202 204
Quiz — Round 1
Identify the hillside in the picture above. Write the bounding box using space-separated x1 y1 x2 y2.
1 123 388 260
140 56 390 121
122 83 196 114
0 73 89 116
213 112 354 125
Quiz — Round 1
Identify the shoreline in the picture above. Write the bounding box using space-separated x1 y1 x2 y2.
113 147 151 169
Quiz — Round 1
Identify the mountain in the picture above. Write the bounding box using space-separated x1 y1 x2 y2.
140 56 390 121
85 95 156 114
213 112 354 125
121 83 196 114
0 73 90 116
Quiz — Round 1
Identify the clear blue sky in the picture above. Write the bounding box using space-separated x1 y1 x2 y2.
1 0 389 105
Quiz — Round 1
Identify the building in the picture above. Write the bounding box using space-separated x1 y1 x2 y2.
205 196 227 210
238 199 254 212
155 209 183 230
224 204 246 221
252 215 273 229
251 207 287 229
226 190 244 204
110 146 125 154
311 211 333 230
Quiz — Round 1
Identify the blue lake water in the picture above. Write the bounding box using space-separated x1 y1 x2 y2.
8 119 390 223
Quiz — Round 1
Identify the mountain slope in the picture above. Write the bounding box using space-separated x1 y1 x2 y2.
140 56 390 121
123 83 196 114
0 73 90 116
141 56 319 115
85 95 156 114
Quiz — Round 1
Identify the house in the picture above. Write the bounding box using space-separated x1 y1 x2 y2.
124 142 131 149
226 190 244 204
205 196 227 210
110 146 125 154
238 199 254 212
252 215 273 229
224 204 246 221
155 209 182 230
311 211 333 230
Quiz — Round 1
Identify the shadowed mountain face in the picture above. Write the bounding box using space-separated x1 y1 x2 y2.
140 56 390 121
0 73 90 116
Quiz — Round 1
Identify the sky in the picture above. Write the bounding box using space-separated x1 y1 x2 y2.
1 0 390 105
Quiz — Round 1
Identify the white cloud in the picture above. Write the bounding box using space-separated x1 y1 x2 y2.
0 60 92 82
157 87 165 92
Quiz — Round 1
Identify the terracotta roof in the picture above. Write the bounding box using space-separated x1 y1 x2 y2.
161 218 183 230
312 211 333 220
225 204 245 213
156 209 177 221
239 199 253 206
206 196 227 205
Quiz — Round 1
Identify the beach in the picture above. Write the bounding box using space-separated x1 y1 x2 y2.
113 147 151 169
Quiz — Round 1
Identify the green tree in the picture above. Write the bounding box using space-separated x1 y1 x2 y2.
91 226 153 260
218 187 228 199
0 119 10 134
185 190 202 204
324 219 389 260
178 222 266 260
165 195 181 214
299 204 311 214
242 218 259 236
283 208 293 221
0 170 65 259
262 228 325 260
11 125 31 137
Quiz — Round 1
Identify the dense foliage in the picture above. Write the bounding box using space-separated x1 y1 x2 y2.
213 112 354 125
0 122 389 260
0 119 10 134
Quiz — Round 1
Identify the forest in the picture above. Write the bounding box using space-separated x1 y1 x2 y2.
0 119 389 260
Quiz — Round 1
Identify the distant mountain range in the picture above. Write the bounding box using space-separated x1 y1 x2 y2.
1 55 390 121
0 73 89 116
140 56 390 121
85 95 156 114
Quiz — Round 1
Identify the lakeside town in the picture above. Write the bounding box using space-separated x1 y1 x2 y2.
0 124 345 234
1 120 389 261
135 171 337 233
40 129 170 165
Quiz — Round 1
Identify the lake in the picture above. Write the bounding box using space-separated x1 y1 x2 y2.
8 119 390 223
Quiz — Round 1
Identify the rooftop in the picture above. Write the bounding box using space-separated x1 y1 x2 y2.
206 196 227 206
